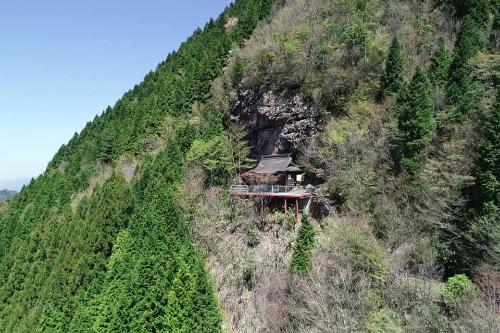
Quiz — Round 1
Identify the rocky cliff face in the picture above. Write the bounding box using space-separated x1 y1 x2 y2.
230 88 324 156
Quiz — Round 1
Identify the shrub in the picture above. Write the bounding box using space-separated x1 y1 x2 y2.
265 211 295 230
242 266 254 289
342 224 387 283
231 55 246 89
440 274 477 313
364 308 403 333
246 225 260 247
187 136 234 186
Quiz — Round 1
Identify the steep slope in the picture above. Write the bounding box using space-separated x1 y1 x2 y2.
1 0 499 332
186 0 499 331
0 1 275 331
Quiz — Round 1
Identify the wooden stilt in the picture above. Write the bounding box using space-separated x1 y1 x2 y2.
295 198 299 224
261 198 264 215
284 198 288 214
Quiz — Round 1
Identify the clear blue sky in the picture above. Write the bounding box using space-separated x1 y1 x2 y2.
0 0 233 182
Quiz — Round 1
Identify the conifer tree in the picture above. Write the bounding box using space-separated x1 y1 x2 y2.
164 261 197 332
231 56 246 89
228 122 255 176
490 11 500 51
394 67 436 175
449 0 492 27
446 16 485 115
0 0 274 330
429 37 452 87
382 37 404 96
473 93 500 212
458 95 500 270
290 215 316 276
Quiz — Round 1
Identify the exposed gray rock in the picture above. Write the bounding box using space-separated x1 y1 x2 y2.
230 88 324 156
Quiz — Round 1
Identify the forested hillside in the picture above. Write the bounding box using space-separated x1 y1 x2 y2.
0 0 274 331
0 0 499 332
187 0 499 331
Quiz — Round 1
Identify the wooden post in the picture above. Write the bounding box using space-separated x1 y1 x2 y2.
261 198 264 216
295 198 299 224
284 198 288 214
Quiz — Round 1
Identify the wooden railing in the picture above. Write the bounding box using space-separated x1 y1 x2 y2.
230 184 299 194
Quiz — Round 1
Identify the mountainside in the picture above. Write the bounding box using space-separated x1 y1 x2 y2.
0 1 274 331
0 191 16 203
1 0 499 332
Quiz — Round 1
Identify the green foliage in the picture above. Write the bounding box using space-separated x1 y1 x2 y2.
227 122 255 175
0 173 133 331
241 266 254 289
382 37 404 95
321 102 379 214
342 23 367 50
231 55 246 88
164 261 198 332
265 210 295 230
201 107 225 141
0 0 276 331
468 94 500 269
393 68 436 175
429 37 453 87
187 136 234 186
473 94 500 210
446 16 485 115
416 17 431 36
312 43 331 70
446 0 494 27
340 223 387 283
490 11 500 50
440 274 477 313
468 209 500 268
364 308 402 333
88 136 221 333
290 215 315 276
279 35 300 56
245 225 260 247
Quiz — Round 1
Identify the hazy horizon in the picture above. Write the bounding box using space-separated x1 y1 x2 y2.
0 178 31 191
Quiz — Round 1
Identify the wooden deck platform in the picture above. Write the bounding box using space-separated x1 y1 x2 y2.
229 185 313 224
229 185 313 199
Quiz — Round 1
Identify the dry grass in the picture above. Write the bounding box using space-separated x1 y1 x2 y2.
182 168 297 332
117 155 137 183
57 160 69 173
70 164 113 212
0 202 8 214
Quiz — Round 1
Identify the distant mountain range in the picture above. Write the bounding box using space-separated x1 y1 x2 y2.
0 178 31 191
0 190 17 203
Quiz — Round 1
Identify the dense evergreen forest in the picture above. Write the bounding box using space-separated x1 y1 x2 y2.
0 0 499 332
0 0 274 331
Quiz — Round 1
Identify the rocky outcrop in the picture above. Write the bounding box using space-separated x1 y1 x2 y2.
230 88 324 156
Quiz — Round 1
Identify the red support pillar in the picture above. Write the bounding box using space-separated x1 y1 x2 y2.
295 198 299 224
